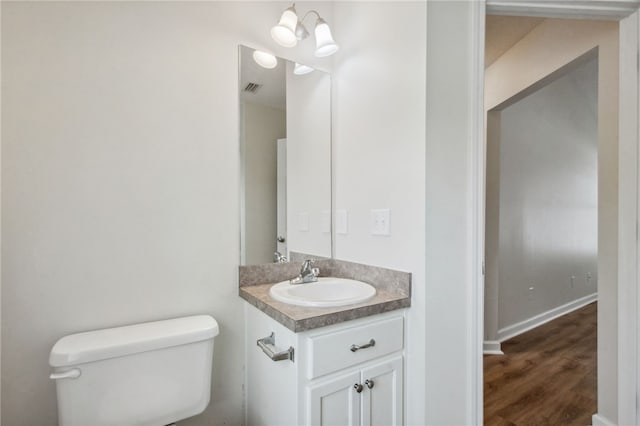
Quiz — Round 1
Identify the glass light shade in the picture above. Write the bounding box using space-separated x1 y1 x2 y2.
294 62 314 75
314 19 339 57
252 50 278 69
271 7 298 47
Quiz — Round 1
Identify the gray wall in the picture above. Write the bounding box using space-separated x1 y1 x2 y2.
242 102 285 265
497 58 598 330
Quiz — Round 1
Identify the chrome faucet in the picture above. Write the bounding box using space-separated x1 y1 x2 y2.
290 259 320 285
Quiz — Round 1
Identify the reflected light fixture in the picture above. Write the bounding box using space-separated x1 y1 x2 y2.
294 62 315 75
253 50 278 69
271 3 339 58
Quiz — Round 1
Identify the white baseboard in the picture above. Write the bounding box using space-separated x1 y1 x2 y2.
483 340 504 355
497 293 597 342
592 413 615 426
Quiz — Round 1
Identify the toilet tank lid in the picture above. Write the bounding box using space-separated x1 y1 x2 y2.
49 315 219 367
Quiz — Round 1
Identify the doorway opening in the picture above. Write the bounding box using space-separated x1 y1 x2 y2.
482 16 611 424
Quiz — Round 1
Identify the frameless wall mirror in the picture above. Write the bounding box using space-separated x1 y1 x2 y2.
239 45 332 265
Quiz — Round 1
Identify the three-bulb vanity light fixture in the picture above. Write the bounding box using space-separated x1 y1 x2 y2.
252 3 338 74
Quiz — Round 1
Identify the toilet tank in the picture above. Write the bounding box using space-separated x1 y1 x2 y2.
49 315 219 426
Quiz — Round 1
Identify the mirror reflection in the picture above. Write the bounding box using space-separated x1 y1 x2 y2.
239 45 332 265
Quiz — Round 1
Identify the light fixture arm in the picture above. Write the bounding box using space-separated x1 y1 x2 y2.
294 10 324 42
300 10 322 24
287 3 323 23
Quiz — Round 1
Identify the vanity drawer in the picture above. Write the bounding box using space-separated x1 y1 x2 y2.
307 315 404 379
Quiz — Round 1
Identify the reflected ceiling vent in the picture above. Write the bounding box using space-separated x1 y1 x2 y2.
243 82 262 93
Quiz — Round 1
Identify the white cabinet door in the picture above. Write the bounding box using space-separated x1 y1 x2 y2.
361 357 403 426
307 371 361 426
245 305 299 426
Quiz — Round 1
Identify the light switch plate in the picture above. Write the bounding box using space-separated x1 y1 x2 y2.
370 209 390 236
298 212 310 232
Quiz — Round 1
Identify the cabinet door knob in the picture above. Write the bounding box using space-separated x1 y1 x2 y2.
354 383 364 393
365 379 374 389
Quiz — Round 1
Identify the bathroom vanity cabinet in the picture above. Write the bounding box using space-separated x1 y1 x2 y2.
245 304 405 426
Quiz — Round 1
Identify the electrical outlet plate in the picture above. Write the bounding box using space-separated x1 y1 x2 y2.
370 209 390 236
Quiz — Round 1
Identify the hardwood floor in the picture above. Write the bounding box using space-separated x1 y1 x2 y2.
484 302 597 426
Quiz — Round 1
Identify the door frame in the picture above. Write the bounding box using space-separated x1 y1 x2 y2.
471 1 640 424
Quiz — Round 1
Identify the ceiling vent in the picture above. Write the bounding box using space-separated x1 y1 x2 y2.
243 82 262 93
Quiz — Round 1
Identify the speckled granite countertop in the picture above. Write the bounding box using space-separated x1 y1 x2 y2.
239 259 411 332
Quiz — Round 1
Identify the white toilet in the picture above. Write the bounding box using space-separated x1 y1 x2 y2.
49 315 219 426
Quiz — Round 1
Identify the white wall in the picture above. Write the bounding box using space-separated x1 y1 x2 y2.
243 101 286 265
496 57 598 330
484 19 619 422
331 2 426 424
1 2 334 425
424 2 481 423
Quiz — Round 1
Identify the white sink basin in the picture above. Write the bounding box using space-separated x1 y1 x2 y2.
269 277 377 308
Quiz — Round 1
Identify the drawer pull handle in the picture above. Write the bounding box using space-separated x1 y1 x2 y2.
365 379 375 389
354 383 364 393
350 339 376 352
257 332 294 362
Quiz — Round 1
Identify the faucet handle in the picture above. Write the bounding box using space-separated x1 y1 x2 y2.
274 251 287 263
